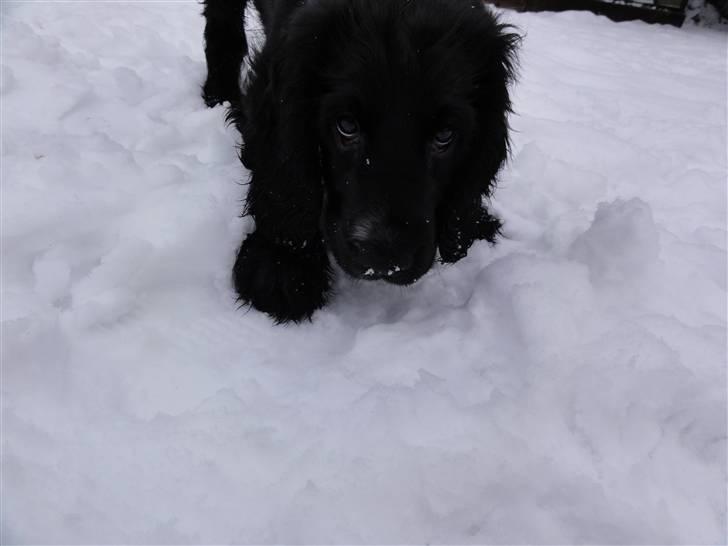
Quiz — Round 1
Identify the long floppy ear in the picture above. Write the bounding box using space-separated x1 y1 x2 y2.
438 10 520 263
239 37 325 247
231 12 335 323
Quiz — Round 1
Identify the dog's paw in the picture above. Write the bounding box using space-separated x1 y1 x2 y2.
202 77 240 108
439 206 502 263
233 231 332 323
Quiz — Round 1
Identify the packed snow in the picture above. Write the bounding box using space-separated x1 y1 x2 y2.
2 1 726 543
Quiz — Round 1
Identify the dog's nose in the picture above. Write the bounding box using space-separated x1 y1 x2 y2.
347 237 416 273
346 214 422 274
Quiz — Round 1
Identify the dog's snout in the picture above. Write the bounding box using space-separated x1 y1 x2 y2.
346 216 422 274
347 237 416 272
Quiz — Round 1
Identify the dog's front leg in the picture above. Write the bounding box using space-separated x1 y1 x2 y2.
228 28 332 323
202 0 247 107
233 229 332 324
233 147 332 323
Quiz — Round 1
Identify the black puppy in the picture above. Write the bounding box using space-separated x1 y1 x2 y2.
202 0 519 323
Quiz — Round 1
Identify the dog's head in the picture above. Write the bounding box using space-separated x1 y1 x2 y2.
243 0 519 284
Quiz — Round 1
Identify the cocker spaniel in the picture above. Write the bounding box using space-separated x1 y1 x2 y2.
202 0 519 323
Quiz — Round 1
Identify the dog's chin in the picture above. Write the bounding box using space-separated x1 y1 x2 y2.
332 247 436 286
324 217 437 285
339 262 421 285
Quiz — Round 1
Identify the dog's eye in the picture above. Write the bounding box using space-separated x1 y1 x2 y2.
433 128 455 151
336 116 359 140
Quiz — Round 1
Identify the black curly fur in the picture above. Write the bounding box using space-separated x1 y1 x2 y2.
202 0 519 323
233 232 332 323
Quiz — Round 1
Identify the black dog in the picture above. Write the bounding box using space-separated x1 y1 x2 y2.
202 0 519 323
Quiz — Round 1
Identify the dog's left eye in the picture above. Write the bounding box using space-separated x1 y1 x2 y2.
433 128 455 151
336 116 360 140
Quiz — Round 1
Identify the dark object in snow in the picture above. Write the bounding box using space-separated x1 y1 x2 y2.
487 0 689 26
202 0 519 323
698 0 728 21
708 0 728 18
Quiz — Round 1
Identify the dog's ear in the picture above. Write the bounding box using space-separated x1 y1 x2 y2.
238 33 326 247
438 13 520 263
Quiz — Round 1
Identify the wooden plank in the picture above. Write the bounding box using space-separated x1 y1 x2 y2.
487 0 686 26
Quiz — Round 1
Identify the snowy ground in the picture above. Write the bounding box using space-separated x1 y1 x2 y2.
2 1 726 543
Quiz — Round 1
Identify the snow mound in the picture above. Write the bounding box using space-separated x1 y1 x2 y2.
2 2 726 544
570 198 660 281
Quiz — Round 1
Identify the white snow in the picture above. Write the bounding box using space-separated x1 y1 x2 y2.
2 2 726 543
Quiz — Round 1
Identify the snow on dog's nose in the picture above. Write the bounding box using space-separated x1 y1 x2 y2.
346 214 418 275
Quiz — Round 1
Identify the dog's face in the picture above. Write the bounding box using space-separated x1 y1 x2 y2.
246 0 517 285
281 0 515 284
318 73 473 284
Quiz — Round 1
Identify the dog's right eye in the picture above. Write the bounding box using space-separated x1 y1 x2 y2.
336 116 359 140
433 127 455 152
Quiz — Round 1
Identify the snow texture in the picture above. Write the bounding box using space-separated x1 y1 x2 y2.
2 2 727 544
